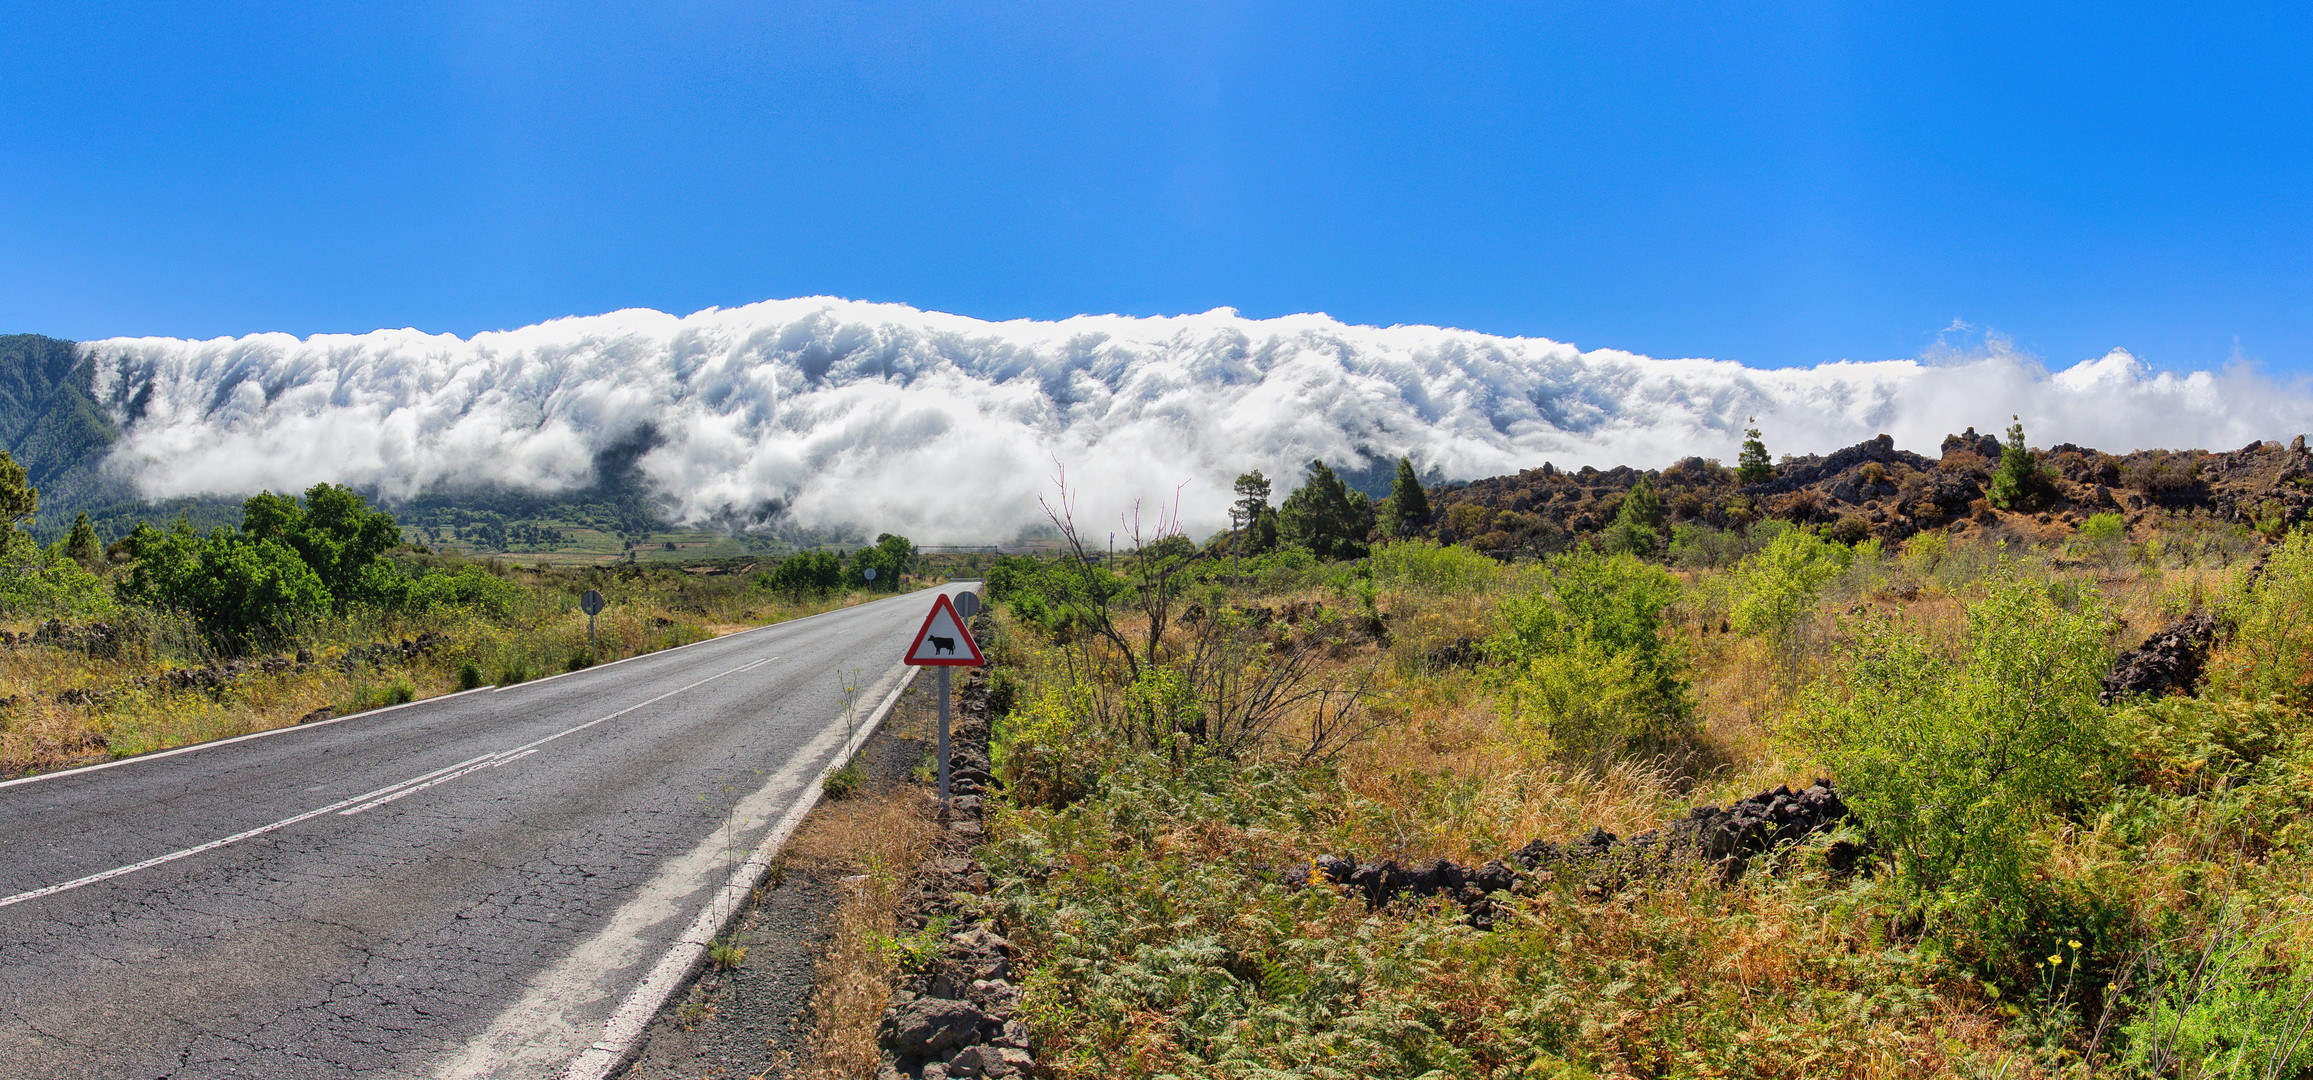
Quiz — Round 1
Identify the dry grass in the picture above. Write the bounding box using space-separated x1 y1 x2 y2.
0 584 919 779
786 697 946 1080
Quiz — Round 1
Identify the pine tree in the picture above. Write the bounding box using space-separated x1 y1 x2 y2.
1987 415 2047 510
1231 470 1274 562
1279 460 1375 561
1736 419 1774 485
1381 456 1431 537
1605 477 1666 556
0 450 34 538
63 512 102 569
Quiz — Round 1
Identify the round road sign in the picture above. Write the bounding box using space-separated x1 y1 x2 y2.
580 589 605 616
952 592 983 619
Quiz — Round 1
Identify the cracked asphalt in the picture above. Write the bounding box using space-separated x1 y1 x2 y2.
0 585 969 1080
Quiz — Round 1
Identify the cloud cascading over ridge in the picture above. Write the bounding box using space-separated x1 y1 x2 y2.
81 297 2313 543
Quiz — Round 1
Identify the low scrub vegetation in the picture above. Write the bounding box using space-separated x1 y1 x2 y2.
0 451 936 777
934 472 2313 1079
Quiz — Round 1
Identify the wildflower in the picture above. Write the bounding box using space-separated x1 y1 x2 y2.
2069 939 2082 950
2048 953 2063 966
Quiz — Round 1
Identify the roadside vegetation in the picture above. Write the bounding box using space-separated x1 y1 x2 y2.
897 445 2313 1078
0 450 939 778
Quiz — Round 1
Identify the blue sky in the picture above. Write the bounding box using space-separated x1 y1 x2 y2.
2 1 2307 372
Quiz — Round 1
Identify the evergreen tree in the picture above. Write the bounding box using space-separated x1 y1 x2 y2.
1736 418 1775 484
1604 477 1665 556
62 512 101 569
1987 415 2051 510
1380 456 1431 537
0 450 34 538
1231 470 1273 558
1279 459 1375 561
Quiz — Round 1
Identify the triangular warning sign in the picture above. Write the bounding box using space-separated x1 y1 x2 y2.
904 593 985 666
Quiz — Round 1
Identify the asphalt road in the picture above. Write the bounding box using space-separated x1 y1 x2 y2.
0 584 970 1080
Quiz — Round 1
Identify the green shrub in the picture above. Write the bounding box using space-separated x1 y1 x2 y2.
761 548 845 599
2123 910 2313 1079
496 662 532 686
457 659 484 691
1602 477 1665 557
1368 539 1501 596
995 682 1103 809
1797 564 2115 959
2211 525 2313 707
821 761 862 800
2078 511 2125 547
0 529 115 618
114 522 332 649
1730 527 1848 638
384 678 416 705
566 649 594 672
1490 550 1692 764
404 566 525 619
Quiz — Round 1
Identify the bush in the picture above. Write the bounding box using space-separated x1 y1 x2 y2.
995 682 1103 809
457 659 484 691
114 522 332 650
1367 539 1501 595
761 548 845 599
1731 527 1849 638
404 566 525 619
496 662 532 686
384 678 416 705
2210 525 2313 707
1490 551 1692 764
2123 910 2313 1079
821 761 863 800
0 530 115 618
1798 564 2116 960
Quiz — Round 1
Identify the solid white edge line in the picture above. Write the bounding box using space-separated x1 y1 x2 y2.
0 585 957 792
560 662 925 1080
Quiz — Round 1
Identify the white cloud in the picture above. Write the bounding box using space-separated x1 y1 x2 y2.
81 297 2313 544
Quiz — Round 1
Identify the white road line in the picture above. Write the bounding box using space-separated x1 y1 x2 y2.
0 685 501 792
560 663 918 1080
0 657 776 909
433 660 917 1080
0 586 944 792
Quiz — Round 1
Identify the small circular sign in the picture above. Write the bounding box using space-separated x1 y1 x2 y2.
580 589 605 616
862 567 878 581
952 592 983 619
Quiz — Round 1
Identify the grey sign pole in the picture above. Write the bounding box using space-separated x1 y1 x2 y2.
937 666 951 807
580 589 605 657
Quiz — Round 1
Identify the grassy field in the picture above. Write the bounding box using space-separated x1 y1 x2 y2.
0 556 939 779
859 519 2313 1079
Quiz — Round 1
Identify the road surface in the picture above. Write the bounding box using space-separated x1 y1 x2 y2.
0 584 969 1079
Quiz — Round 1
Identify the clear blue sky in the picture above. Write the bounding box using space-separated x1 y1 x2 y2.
2 1 2307 372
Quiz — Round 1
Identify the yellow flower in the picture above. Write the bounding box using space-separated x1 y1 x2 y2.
2069 939 2083 950
2048 954 2064 966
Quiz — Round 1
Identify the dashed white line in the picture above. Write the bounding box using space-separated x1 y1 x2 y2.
0 657 776 910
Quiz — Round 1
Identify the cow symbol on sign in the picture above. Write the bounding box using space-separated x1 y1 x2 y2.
903 593 983 667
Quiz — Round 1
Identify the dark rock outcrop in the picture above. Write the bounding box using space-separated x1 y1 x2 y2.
1285 779 1857 925
2100 611 2217 704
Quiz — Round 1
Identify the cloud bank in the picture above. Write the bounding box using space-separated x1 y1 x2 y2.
81 298 2313 544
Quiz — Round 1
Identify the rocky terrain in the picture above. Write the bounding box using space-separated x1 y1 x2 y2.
1425 429 2313 554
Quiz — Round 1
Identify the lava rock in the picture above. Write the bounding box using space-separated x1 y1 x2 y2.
878 997 988 1059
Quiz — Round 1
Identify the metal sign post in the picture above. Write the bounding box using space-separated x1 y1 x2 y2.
901 591 986 810
580 589 605 658
937 668 951 804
